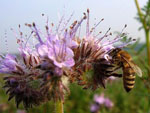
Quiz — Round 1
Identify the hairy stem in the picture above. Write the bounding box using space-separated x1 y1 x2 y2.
134 0 147 30
146 31 150 73
134 0 150 75
54 100 64 113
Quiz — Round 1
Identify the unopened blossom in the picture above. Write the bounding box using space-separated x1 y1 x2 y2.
1 47 45 108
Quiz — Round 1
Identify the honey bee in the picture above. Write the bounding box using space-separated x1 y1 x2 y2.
109 48 142 92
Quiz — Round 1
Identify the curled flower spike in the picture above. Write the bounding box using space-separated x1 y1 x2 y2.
3 76 44 109
0 52 46 109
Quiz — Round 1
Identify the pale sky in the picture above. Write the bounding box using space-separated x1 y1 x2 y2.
0 0 147 53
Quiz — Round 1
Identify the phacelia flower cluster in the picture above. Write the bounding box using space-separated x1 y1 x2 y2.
0 9 134 109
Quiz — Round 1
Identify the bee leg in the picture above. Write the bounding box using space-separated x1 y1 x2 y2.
109 73 122 78
106 65 121 72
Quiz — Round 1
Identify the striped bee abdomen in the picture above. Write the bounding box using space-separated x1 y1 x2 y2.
123 65 136 92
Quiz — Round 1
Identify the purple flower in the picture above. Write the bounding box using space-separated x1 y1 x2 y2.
94 93 105 105
48 41 75 68
63 31 79 48
91 93 114 111
54 67 63 76
36 44 49 57
90 103 100 113
16 110 26 113
104 98 114 108
36 34 75 69
0 54 19 74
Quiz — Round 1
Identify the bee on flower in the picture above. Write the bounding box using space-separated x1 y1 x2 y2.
69 9 138 90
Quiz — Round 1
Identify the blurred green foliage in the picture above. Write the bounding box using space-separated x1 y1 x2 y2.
135 0 150 31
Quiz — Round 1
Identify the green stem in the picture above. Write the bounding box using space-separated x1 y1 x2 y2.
134 0 147 30
134 1 150 112
134 0 150 75
146 31 150 72
54 100 64 113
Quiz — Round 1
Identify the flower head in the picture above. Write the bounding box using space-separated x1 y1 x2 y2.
90 103 100 113
69 9 131 90
90 93 114 112
104 98 114 108
94 93 105 104
0 16 79 108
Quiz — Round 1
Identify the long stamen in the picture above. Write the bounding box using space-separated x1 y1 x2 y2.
86 9 90 37
95 31 102 37
90 18 104 34
96 28 111 44
24 31 33 48
118 38 136 48
56 14 65 34
60 43 65 60
60 12 74 34
52 42 58 60
32 23 43 44
78 24 81 38
70 13 87 38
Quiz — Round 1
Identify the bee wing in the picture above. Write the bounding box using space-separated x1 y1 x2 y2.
123 57 142 77
133 65 142 77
